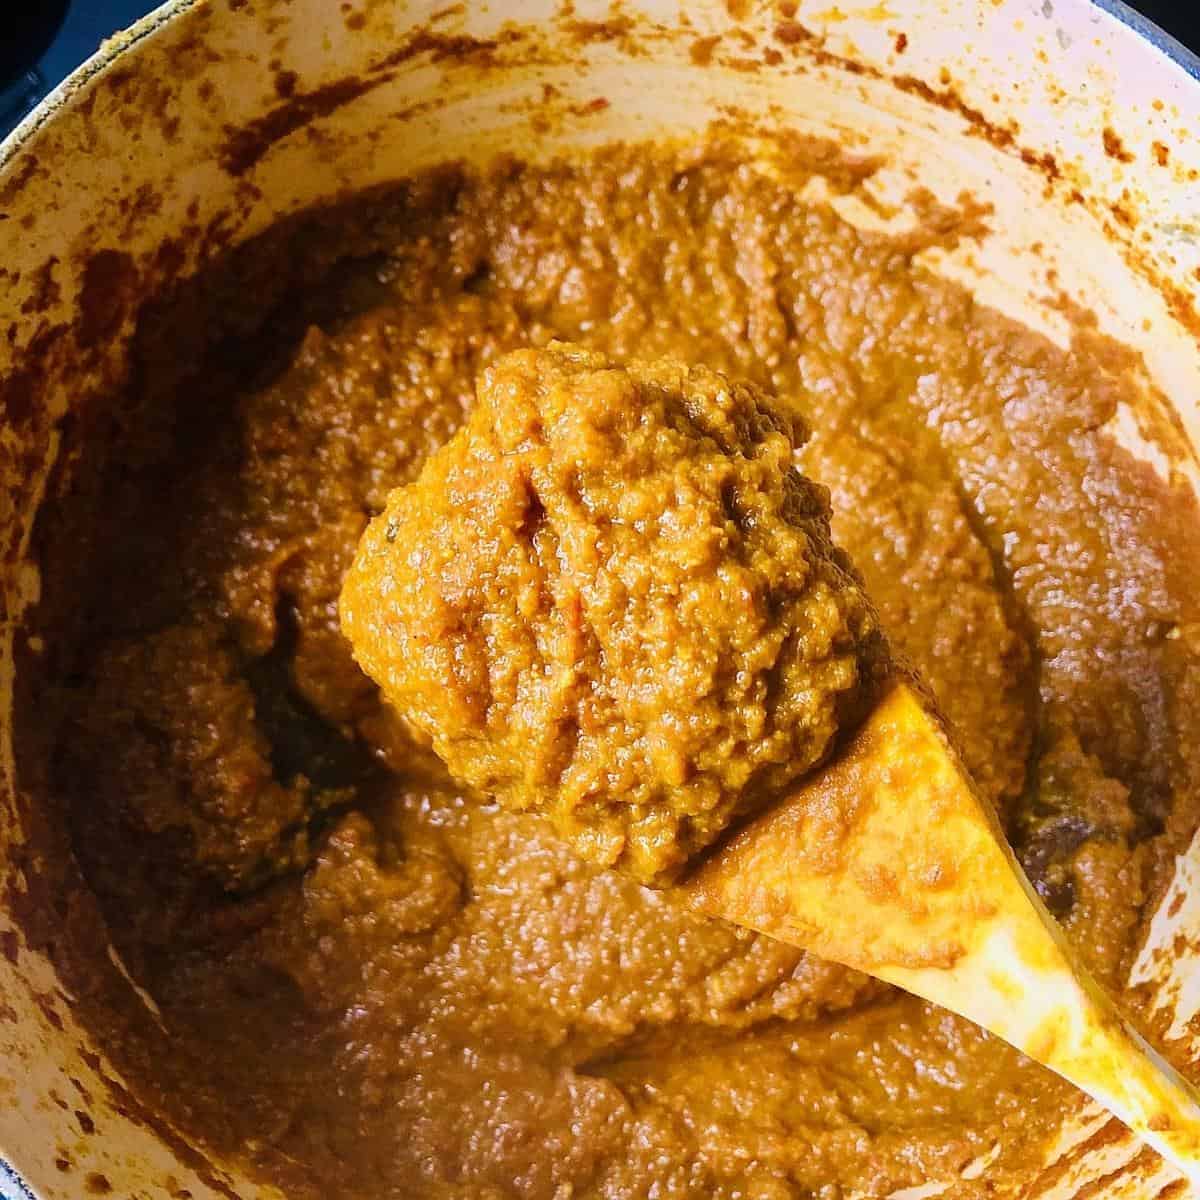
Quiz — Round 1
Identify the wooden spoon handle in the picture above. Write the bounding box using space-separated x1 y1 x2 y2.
682 680 1200 1186
881 905 1200 1187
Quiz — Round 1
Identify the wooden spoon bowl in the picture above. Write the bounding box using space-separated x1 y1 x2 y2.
683 677 1200 1188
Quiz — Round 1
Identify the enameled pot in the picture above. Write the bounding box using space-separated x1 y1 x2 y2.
2 1 1199 1196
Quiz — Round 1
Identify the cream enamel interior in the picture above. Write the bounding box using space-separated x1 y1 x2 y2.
1 1 1199 1196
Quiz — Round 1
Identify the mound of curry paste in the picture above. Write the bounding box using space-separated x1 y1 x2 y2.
28 137 1200 1199
341 343 888 884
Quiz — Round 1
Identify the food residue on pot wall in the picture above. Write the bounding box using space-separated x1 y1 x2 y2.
1104 125 1136 164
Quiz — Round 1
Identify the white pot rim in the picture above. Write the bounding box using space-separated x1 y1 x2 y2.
2 0 1198 167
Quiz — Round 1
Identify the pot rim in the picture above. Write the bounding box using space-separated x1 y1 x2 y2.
1 0 1197 170
1 2 1199 1199
1096 0 1200 79
0 0 190 167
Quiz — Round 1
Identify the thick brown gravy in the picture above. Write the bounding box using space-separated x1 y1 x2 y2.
26 136 1200 1198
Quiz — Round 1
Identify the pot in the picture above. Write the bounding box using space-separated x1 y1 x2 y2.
1 0 1199 1196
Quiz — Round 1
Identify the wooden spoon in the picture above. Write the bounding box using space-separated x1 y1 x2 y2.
683 675 1200 1188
